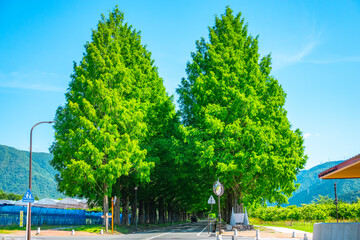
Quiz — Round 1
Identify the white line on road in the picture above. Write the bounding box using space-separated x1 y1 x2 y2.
197 225 208 236
144 232 171 240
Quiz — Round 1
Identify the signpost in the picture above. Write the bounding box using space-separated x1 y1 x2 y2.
111 197 114 234
101 213 112 232
111 196 117 234
20 211 24 227
22 189 35 240
213 179 224 236
208 195 215 233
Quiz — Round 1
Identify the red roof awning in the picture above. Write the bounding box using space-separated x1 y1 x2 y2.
319 154 360 179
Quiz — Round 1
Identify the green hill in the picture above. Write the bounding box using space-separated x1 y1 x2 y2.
0 144 63 199
1 144 359 204
287 160 360 205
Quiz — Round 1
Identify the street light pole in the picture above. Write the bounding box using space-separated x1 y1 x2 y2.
27 121 55 240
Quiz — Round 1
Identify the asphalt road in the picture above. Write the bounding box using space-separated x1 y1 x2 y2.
1 221 255 240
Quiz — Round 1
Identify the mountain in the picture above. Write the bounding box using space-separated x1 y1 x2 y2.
286 160 360 205
0 144 63 199
1 144 359 204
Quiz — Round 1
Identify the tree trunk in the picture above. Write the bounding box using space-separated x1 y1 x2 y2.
174 211 180 222
131 198 136 225
114 196 121 225
149 200 157 224
158 198 164 224
139 200 144 224
145 200 150 224
103 194 109 226
225 193 232 223
167 207 173 223
122 195 130 225
232 191 243 213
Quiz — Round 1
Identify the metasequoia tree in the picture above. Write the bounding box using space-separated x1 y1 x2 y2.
177 7 307 217
50 7 173 216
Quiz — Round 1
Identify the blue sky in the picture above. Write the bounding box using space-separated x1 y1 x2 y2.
0 0 359 169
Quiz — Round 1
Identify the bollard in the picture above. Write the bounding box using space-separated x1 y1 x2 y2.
100 229 103 234
232 228 238 240
37 227 41 235
71 229 75 236
256 229 260 240
292 231 296 238
304 233 308 240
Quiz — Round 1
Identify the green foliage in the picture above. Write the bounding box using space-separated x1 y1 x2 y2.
0 189 22 200
0 145 63 199
86 206 102 212
251 195 360 221
50 6 174 214
176 6 307 208
252 219 315 233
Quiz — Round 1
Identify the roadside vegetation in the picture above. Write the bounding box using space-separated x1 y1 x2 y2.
249 195 360 232
0 190 39 201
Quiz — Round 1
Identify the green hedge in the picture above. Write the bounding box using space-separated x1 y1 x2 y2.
251 196 360 221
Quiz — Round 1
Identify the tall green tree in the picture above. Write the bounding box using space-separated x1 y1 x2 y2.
50 7 160 215
177 7 307 214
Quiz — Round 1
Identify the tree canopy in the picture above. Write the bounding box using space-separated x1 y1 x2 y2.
49 6 307 225
177 7 307 210
50 7 173 214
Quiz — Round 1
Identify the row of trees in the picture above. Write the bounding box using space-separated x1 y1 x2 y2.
251 196 360 221
50 6 307 226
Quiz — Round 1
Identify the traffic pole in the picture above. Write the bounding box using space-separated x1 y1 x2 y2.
111 197 114 234
218 194 221 235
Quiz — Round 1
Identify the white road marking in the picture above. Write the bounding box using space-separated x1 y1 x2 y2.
197 224 208 236
144 232 171 240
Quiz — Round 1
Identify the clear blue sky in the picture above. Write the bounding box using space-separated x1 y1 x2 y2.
0 0 359 169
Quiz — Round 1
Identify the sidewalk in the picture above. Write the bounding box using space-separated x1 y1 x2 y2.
221 226 312 239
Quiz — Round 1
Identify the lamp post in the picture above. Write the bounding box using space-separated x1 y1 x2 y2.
27 121 55 240
134 186 138 231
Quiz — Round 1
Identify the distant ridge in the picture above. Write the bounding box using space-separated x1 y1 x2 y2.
0 144 63 199
287 160 360 205
1 144 359 204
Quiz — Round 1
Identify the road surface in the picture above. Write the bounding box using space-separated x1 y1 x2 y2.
1 221 312 240
0 221 253 240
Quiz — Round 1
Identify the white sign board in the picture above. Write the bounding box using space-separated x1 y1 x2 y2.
233 213 245 224
208 195 215 204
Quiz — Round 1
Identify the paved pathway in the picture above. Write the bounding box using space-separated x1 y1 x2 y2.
1 222 313 240
259 226 312 240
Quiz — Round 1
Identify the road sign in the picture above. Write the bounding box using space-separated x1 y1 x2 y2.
208 195 216 204
20 211 23 227
22 189 35 203
213 181 224 196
